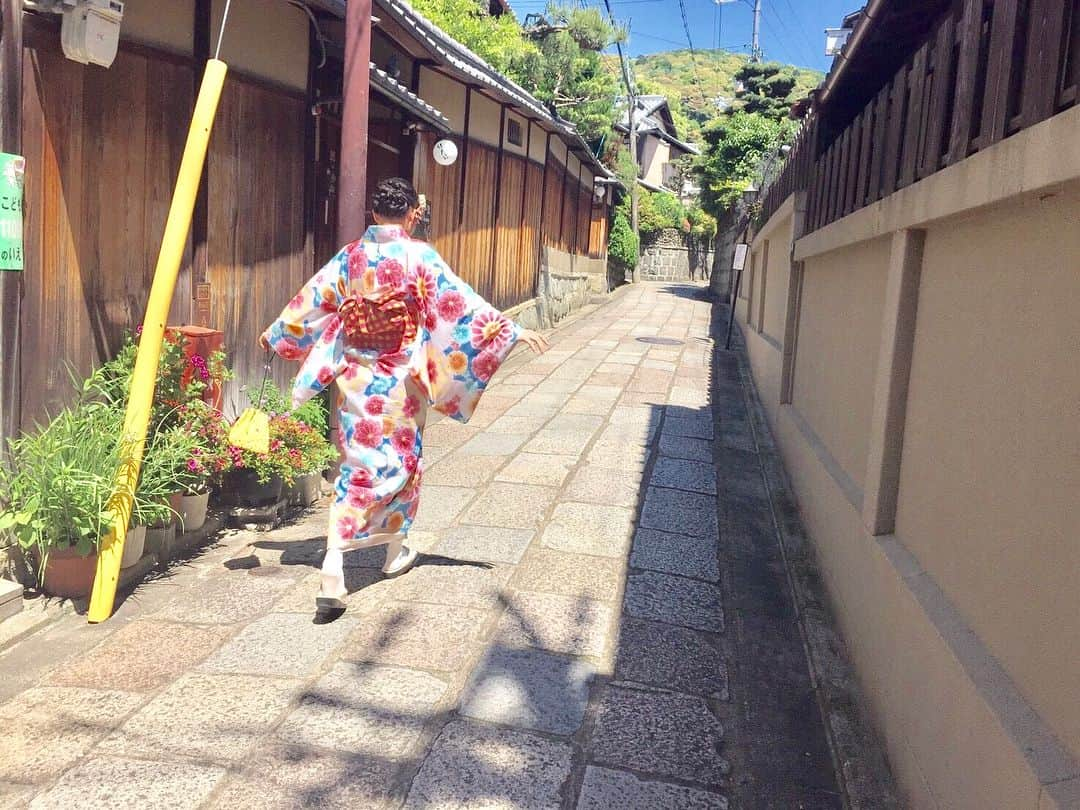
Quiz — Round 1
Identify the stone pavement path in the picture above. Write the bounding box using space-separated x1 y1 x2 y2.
0 283 849 809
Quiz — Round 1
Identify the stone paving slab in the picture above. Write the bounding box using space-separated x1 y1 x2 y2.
403 720 574 809
433 525 535 564
389 561 514 611
640 486 718 538
200 612 357 678
152 570 297 625
630 528 721 582
411 486 476 530
211 741 399 810
659 433 715 462
496 591 612 658
459 646 595 735
651 456 717 495
509 549 624 602
494 452 576 487
589 685 727 786
98 672 300 762
342 602 488 672
28 756 226 809
277 662 448 757
423 455 507 487
540 502 635 558
563 464 642 508
273 569 395 615
577 766 728 809
459 483 557 529
624 570 724 633
615 617 727 699
48 620 232 692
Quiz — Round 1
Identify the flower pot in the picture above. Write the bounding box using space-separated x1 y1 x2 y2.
121 524 147 569
286 472 322 507
178 491 210 533
42 547 98 599
224 469 283 507
146 522 177 562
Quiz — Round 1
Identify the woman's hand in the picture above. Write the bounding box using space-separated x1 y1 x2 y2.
258 334 271 352
518 329 550 355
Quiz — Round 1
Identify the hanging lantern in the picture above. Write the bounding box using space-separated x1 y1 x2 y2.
433 139 459 166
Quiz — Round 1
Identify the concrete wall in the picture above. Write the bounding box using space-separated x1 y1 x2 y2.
639 229 714 282
640 135 670 187
122 0 194 54
212 0 309 91
735 105 1080 810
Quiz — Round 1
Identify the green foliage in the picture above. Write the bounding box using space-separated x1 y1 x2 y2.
250 380 330 437
637 190 688 235
694 111 797 217
411 0 537 77
687 205 717 239
607 211 638 268
734 62 803 120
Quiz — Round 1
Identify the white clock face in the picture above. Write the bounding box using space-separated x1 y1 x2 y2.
433 140 459 166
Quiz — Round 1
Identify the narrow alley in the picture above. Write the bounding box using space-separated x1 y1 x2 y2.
0 283 891 809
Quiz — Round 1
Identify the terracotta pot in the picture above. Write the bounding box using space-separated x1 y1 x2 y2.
224 469 283 507
178 491 210 533
42 547 98 599
120 525 147 569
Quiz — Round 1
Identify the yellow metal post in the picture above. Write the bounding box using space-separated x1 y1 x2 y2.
88 59 228 623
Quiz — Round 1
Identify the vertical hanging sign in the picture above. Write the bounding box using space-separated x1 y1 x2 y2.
0 153 24 272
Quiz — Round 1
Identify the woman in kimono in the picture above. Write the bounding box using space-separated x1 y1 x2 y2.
261 178 549 620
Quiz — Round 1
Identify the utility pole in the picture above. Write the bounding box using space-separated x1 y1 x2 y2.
339 0 372 242
0 0 23 447
603 0 640 281
751 0 762 62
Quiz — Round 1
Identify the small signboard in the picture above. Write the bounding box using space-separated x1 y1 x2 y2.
732 243 749 272
0 153 25 272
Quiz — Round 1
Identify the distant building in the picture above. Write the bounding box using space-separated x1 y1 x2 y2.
615 95 700 194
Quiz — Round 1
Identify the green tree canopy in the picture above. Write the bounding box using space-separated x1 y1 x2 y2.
733 62 802 121
695 111 796 217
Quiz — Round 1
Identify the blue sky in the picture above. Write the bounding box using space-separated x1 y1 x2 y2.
511 0 858 73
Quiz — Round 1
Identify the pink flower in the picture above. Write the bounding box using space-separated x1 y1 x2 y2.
407 267 438 311
470 310 512 352
443 395 461 415
324 317 342 343
365 396 385 416
376 258 405 287
289 292 305 309
402 453 418 473
277 340 305 360
437 290 466 323
350 468 373 488
347 488 375 509
337 515 362 539
391 427 415 455
317 367 335 385
472 350 500 382
347 246 368 280
355 419 383 448
403 396 420 418
426 359 438 385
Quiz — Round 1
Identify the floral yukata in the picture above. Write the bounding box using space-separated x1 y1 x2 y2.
262 225 520 564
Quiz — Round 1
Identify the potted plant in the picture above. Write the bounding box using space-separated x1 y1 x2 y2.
174 401 228 533
221 422 296 507
276 416 337 507
134 423 199 564
0 400 124 598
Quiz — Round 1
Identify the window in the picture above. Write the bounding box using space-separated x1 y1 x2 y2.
507 118 524 147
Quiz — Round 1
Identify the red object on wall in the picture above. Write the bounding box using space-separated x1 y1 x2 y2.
168 325 225 410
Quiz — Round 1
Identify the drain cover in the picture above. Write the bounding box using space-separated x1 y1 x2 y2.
636 337 685 346
248 565 286 577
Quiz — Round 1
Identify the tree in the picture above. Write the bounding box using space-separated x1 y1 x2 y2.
695 111 796 217
411 0 537 77
733 62 801 121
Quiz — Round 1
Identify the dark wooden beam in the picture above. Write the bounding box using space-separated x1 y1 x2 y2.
339 0 372 241
192 0 212 326
489 103 507 306
0 0 24 440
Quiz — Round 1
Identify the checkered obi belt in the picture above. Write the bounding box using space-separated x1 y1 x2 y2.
338 289 419 355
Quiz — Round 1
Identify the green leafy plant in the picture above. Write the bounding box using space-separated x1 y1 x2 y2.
175 400 231 496
272 416 337 476
0 398 125 580
608 211 638 269
133 422 200 527
225 415 321 486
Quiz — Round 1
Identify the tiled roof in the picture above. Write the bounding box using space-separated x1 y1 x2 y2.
369 62 451 132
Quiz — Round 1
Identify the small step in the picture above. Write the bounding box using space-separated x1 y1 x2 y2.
0 578 23 624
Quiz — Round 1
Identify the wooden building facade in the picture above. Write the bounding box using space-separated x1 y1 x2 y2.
9 0 611 427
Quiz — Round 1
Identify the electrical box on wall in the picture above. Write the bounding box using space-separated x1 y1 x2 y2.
61 0 125 68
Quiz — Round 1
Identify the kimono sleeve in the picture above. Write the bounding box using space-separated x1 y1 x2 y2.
261 248 349 360
415 244 521 423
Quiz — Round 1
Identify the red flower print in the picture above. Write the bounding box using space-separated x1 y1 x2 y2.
376 258 405 287
472 350 500 382
437 290 466 323
402 453 418 474
364 396 385 416
427 358 438 385
278 340 305 360
403 396 420 418
320 289 338 312
377 351 409 376
444 395 461 415
337 515 362 539
407 268 438 312
324 317 342 343
391 427 415 455
470 310 512 352
355 419 383 448
289 292 305 309
425 311 437 331
317 367 335 385
348 247 368 280
347 488 375 509
349 468 373 488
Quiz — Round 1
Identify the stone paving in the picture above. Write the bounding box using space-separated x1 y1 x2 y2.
0 283 858 809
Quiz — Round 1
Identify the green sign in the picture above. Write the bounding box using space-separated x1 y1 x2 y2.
0 152 24 272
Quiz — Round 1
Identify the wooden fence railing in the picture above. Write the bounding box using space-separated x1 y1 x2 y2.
757 0 1079 232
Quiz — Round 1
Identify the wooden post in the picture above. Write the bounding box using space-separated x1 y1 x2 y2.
489 104 507 306
339 0 372 242
191 0 211 326
0 0 23 443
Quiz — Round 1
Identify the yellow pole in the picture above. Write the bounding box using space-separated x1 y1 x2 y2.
88 59 229 623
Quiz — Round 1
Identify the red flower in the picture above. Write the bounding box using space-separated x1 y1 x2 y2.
317 367 335 385
407 267 438 312
402 453 418 473
376 258 405 287
278 340 305 360
472 350 500 382
403 396 420 418
350 468 373 488
337 515 362 539
323 317 342 343
443 395 461 415
470 310 512 352
437 290 466 323
355 419 383 448
289 292 305 309
347 488 375 509
391 427 415 455
427 358 438 385
347 246 368 280
365 396 385 416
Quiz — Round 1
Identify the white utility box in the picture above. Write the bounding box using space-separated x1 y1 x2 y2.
62 0 125 68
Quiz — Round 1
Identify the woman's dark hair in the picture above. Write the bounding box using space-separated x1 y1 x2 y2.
371 177 420 218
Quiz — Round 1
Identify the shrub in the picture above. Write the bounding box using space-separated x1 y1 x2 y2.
608 211 638 269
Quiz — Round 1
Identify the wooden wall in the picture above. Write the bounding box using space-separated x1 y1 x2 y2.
458 143 498 299
207 78 309 412
20 34 192 427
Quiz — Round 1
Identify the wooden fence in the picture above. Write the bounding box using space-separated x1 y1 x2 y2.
758 0 1080 232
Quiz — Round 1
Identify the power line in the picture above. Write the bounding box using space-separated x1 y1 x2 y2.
674 0 711 106
763 0 817 67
